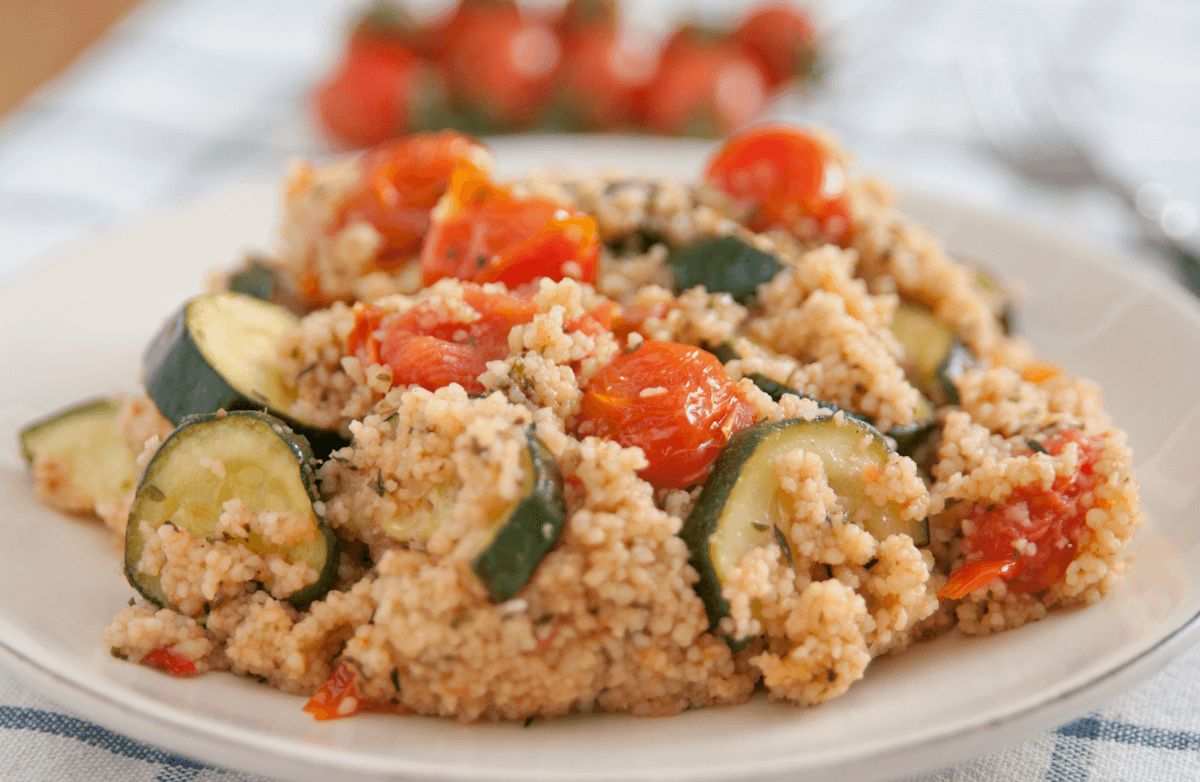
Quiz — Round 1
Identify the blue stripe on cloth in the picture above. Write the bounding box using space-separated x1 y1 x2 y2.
0 706 204 772
1046 714 1200 781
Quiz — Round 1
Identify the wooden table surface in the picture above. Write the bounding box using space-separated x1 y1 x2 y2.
0 0 140 117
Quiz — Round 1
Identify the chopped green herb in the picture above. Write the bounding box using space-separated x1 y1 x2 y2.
1026 438 1047 454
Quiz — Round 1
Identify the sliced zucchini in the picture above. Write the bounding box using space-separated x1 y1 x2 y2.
143 292 346 456
890 302 974 406
372 429 567 603
19 397 138 511
886 394 937 457
124 411 337 609
681 415 929 641
973 267 1016 334
472 431 567 602
667 235 783 303
227 257 279 302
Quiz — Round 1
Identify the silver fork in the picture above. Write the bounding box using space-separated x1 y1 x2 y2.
959 47 1200 293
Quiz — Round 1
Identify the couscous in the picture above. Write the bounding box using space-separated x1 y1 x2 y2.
19 126 1142 722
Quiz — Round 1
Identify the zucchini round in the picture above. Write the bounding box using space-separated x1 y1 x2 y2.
890 302 974 406
886 394 937 457
668 235 783 303
681 415 929 641
143 292 346 456
19 397 137 511
227 258 280 302
124 411 338 609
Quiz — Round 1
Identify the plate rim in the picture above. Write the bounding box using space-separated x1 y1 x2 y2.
2 171 1200 782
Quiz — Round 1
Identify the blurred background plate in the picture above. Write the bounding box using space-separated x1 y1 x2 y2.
0 136 1198 782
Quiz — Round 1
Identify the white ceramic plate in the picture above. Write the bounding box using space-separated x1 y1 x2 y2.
2 137 1199 782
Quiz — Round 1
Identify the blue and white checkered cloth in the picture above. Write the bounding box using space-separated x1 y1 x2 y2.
2 1 1199 779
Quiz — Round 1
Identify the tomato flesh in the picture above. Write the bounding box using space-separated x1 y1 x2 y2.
347 286 537 393
577 341 756 489
330 132 491 270
949 430 1103 595
303 663 377 721
141 645 197 677
704 125 853 246
421 167 599 287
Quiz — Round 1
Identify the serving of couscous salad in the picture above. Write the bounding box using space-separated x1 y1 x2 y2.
18 126 1142 723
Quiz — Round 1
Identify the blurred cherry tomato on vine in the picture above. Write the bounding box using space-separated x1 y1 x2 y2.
704 125 853 245
577 341 756 489
329 132 492 268
640 42 766 138
734 3 818 89
444 11 560 130
421 166 599 287
555 28 655 130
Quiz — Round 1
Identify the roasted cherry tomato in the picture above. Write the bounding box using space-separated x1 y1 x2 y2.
445 11 560 130
312 41 448 150
555 28 655 131
640 40 766 138
421 166 599 287
734 3 818 89
704 125 853 245
141 645 197 677
347 285 537 393
303 663 390 720
944 430 1103 597
330 132 492 269
577 341 756 489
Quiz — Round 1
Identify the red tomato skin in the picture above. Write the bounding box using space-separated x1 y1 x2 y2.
303 663 367 720
347 286 536 393
330 131 491 268
953 430 1103 595
640 44 767 137
578 341 756 489
734 4 818 88
313 46 419 149
420 167 599 287
704 124 853 245
141 645 197 677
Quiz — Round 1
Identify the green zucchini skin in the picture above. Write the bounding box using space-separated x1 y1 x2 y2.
472 431 567 602
123 410 338 609
227 258 279 302
936 340 973 406
668 235 783 303
890 302 975 407
143 293 348 457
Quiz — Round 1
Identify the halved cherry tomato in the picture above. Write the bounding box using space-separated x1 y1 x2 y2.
946 430 1103 596
330 132 492 269
577 341 756 489
141 645 197 677
734 4 818 89
704 125 853 246
640 41 766 138
445 11 560 130
555 28 655 131
420 166 599 287
347 285 537 393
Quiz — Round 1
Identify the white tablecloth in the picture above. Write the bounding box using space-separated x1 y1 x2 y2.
1 1 1198 779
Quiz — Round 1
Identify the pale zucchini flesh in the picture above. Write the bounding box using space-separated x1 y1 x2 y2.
891 302 973 406
19 397 138 511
